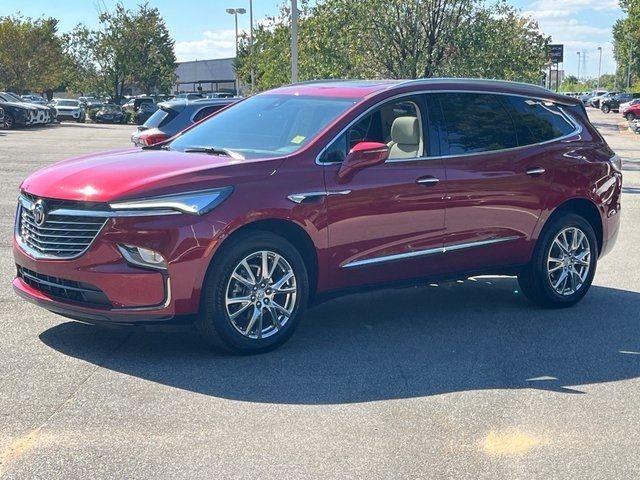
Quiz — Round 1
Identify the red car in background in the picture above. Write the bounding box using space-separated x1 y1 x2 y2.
13 79 622 353
621 100 640 120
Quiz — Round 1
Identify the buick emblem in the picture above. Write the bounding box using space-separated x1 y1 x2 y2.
32 200 47 226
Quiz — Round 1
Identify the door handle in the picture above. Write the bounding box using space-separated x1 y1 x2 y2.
416 176 439 186
526 167 546 176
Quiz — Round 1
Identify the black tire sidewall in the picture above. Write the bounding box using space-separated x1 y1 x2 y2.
4 112 14 129
531 214 598 307
198 232 309 354
602 105 610 113
627 113 636 121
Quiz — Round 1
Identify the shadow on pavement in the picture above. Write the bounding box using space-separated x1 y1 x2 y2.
40 277 640 404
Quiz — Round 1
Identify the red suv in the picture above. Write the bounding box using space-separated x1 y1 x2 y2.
13 79 622 353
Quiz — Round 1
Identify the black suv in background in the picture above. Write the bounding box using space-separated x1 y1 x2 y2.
131 97 237 146
601 92 640 113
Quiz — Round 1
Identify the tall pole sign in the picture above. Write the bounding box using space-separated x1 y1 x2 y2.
549 44 564 92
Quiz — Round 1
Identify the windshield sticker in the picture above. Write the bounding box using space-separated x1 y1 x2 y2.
291 135 306 144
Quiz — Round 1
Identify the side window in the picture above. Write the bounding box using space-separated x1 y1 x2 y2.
320 96 426 163
436 93 518 155
193 106 222 122
500 96 576 146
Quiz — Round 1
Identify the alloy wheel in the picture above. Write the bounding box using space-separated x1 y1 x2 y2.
225 250 297 339
546 227 591 296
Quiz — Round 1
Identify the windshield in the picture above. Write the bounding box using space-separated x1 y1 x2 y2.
57 100 79 107
101 104 121 113
169 94 357 159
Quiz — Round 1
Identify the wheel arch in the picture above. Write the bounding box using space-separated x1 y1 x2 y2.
209 218 319 302
544 198 603 255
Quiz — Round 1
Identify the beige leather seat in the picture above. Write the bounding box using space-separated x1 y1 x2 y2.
387 116 421 159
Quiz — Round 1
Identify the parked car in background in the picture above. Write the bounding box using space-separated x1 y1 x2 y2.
131 98 237 146
621 101 640 120
0 100 33 129
205 92 235 99
173 92 203 101
579 90 607 105
123 96 155 112
21 94 47 105
0 106 4 125
0 92 54 125
588 91 620 109
50 99 86 123
95 104 126 124
134 102 159 125
601 92 640 113
78 96 103 109
14 79 621 353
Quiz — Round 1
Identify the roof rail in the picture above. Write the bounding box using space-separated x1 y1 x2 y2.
395 77 551 93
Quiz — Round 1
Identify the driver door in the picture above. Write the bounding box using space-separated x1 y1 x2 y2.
320 95 447 290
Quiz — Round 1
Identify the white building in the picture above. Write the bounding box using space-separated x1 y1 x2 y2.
173 58 236 95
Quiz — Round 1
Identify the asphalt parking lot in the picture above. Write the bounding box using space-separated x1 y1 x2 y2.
1 114 639 479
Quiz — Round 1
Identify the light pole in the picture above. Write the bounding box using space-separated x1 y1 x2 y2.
597 47 602 90
226 7 246 95
291 0 299 83
249 0 254 92
628 38 634 88
577 51 581 82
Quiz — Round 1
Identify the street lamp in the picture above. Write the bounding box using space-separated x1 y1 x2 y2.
226 7 246 95
577 51 581 81
597 47 602 90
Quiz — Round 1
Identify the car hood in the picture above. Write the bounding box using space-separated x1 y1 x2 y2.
0 101 36 110
20 148 284 203
55 105 80 110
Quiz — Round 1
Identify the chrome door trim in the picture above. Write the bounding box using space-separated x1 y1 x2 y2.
416 177 440 186
442 236 520 253
287 190 351 204
342 236 520 268
342 246 443 268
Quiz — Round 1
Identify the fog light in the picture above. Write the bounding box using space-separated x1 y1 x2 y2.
118 244 167 270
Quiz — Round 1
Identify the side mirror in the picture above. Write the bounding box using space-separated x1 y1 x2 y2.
337 141 389 182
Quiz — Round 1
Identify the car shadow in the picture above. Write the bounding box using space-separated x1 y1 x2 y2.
39 278 640 404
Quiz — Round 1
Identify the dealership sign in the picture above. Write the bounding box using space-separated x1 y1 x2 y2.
549 44 564 64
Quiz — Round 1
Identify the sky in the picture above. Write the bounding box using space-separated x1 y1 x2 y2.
0 0 624 79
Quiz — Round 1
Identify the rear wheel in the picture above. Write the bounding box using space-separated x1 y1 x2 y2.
518 214 597 308
3 112 15 129
601 104 611 114
196 232 309 354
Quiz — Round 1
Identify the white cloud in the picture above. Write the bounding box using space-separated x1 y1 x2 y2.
174 30 240 62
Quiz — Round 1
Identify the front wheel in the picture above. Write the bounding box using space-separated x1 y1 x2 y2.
3 112 15 129
626 112 636 121
601 104 611 114
196 232 309 354
518 214 597 308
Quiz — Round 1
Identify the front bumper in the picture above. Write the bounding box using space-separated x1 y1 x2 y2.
13 207 220 324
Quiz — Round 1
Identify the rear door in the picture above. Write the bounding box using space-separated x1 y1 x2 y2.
431 92 576 272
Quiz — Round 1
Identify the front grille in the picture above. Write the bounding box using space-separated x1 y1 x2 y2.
17 266 111 307
17 194 108 259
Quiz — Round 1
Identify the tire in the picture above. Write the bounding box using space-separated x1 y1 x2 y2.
518 213 597 308
626 112 636 121
601 104 611 114
3 112 15 129
196 231 309 354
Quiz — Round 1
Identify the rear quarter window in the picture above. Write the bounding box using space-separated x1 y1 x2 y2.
500 95 576 146
193 105 223 123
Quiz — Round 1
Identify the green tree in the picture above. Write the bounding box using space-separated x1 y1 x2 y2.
65 2 176 101
613 0 640 88
236 0 551 92
0 15 64 93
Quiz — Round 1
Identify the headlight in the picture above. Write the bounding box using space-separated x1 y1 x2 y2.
109 187 233 215
118 245 167 270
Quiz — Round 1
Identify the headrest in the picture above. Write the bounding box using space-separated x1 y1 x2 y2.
391 116 419 145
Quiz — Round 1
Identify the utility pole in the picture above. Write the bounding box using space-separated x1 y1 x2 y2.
291 0 299 83
249 0 254 92
597 46 602 90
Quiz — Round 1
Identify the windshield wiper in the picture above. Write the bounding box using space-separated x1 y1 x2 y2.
183 147 244 160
